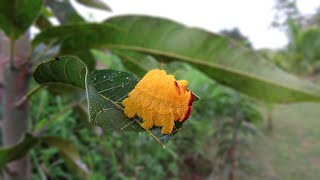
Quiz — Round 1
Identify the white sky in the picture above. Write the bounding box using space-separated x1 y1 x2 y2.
73 0 320 50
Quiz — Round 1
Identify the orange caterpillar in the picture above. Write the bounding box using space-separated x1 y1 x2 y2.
122 69 194 134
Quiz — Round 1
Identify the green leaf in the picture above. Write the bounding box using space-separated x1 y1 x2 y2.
33 56 186 146
33 16 320 102
0 133 39 169
0 0 42 39
32 23 121 46
76 0 112 11
43 136 90 179
34 56 140 131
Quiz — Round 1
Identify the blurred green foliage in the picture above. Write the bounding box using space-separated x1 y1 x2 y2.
265 1 320 76
27 58 262 179
3 0 319 179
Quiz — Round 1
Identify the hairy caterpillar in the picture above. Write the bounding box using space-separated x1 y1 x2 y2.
122 69 194 134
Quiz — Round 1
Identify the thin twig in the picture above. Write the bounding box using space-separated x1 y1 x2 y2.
15 84 46 107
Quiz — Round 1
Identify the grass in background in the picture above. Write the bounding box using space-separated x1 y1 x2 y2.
251 103 320 180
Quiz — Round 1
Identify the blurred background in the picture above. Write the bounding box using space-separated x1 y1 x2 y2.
1 0 320 179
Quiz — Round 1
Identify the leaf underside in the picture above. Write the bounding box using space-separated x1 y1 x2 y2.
34 56 188 146
33 15 320 103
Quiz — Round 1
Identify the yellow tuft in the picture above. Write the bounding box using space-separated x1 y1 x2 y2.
122 69 194 134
